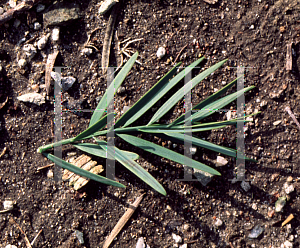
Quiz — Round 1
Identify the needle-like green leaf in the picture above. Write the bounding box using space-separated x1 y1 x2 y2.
94 138 166 195
147 59 228 125
73 143 139 160
73 113 114 141
117 134 221 176
89 52 138 127
42 153 125 188
168 76 240 127
114 62 182 128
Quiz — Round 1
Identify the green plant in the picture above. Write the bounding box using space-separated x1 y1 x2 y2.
38 52 257 195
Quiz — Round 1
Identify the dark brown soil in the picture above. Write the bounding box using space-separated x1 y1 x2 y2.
1 0 300 247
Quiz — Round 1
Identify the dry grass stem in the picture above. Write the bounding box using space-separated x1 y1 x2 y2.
102 193 145 248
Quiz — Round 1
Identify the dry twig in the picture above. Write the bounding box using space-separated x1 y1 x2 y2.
102 193 145 248
286 42 293 71
173 44 188 65
45 50 59 95
0 0 42 26
10 217 32 248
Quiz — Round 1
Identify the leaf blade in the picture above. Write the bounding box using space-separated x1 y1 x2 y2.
42 153 125 188
118 134 221 176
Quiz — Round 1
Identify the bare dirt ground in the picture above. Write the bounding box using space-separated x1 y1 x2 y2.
1 0 300 247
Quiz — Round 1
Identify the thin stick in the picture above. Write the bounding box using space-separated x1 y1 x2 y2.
102 5 118 74
102 193 145 248
30 229 43 247
45 50 59 95
0 0 42 26
173 44 188 64
285 106 300 131
10 217 32 248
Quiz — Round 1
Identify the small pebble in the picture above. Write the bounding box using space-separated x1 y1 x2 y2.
215 156 228 167
117 86 126 94
3 200 14 211
52 27 60 42
267 210 275 218
74 230 84 244
179 245 187 248
5 245 18 248
0 7 4 15
287 176 293 183
36 4 45 12
248 224 264 239
47 169 54 178
194 169 213 186
34 22 42 30
156 47 166 59
17 92 46 106
172 233 182 243
281 240 293 248
283 183 294 195
241 180 251 192
189 147 197 155
214 218 223 227
37 34 50 50
8 0 17 8
23 44 37 60
81 47 93 56
122 105 130 113
275 196 286 212
13 19 21 28
273 120 281 126
18 59 27 68
136 237 146 248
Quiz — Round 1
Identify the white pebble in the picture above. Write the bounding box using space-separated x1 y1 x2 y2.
179 245 187 248
189 147 197 155
172 233 182 244
23 44 37 60
18 59 27 68
99 0 119 15
34 22 42 30
8 0 16 8
3 200 14 211
156 47 166 59
5 245 18 248
17 92 46 106
81 47 93 56
136 237 145 248
215 218 223 227
215 156 228 167
47 169 54 178
37 33 50 50
241 180 251 192
0 7 4 15
281 240 293 248
52 27 60 42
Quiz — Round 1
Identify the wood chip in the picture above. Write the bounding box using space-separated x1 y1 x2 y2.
286 42 293 71
102 194 145 248
282 213 294 227
45 50 59 95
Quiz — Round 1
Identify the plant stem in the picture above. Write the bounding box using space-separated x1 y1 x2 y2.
37 137 76 153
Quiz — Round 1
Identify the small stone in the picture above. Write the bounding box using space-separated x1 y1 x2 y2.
215 156 228 167
13 19 21 28
281 240 293 248
17 92 46 106
189 147 197 155
194 169 213 186
34 22 42 30
156 47 166 59
248 225 264 239
249 24 255 29
37 34 50 50
252 203 258 210
287 176 293 183
81 47 93 56
279 26 285 33
275 196 287 212
273 120 281 126
214 218 223 227
52 27 60 42
43 3 81 27
36 4 45 12
50 72 76 91
172 233 182 243
268 210 275 218
23 44 37 60
74 230 84 244
0 7 4 15
179 245 187 248
8 0 17 8
136 237 146 248
117 86 126 94
283 183 294 195
122 105 130 113
270 173 279 182
3 200 14 211
5 245 18 248
47 169 54 178
241 180 251 192
99 0 119 15
18 59 27 68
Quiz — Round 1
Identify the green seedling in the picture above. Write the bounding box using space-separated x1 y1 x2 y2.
38 52 258 195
